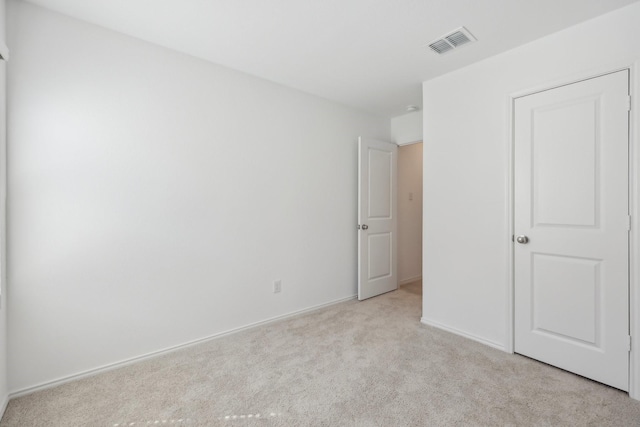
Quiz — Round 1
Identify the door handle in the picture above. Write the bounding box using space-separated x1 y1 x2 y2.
361 224 369 230
516 235 529 244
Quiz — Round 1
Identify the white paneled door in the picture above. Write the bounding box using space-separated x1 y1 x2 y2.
358 137 398 300
514 70 630 391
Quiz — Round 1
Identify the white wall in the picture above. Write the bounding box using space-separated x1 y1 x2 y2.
0 0 7 415
422 2 640 351
397 143 422 285
391 111 422 146
6 1 389 393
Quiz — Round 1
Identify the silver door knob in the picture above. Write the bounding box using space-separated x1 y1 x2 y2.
361 224 369 230
516 235 529 244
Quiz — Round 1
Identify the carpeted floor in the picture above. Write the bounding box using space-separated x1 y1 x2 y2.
2 281 640 426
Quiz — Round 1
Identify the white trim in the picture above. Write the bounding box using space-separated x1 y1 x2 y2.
399 275 422 286
505 94 515 354
629 60 640 400
507 61 640 400
0 393 8 421
421 317 506 351
9 294 357 398
509 57 637 100
396 140 422 147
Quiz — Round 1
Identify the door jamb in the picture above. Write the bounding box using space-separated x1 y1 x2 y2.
505 62 640 400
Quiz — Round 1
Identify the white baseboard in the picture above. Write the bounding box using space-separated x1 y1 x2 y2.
10 294 357 398
420 317 506 351
399 275 422 286
0 393 8 421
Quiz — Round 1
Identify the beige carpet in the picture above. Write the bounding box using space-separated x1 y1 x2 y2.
2 281 640 426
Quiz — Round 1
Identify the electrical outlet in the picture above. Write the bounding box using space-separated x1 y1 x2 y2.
273 280 282 293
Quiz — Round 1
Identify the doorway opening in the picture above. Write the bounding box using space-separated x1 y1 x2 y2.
398 142 423 297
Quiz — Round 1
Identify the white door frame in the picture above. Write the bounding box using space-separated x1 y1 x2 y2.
505 60 640 400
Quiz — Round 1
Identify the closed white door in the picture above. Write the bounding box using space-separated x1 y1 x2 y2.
358 137 398 300
514 70 630 391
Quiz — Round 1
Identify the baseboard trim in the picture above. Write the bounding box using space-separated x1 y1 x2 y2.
0 393 8 421
420 317 506 351
10 294 357 398
399 275 422 286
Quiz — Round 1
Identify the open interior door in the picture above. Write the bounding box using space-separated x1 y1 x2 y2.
358 137 398 300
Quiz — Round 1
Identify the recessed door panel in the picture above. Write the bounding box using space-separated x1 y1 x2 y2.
368 149 392 219
533 98 599 228
532 254 600 345
368 232 392 280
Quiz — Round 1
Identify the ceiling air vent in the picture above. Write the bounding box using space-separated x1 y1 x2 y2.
428 27 476 55
429 39 454 55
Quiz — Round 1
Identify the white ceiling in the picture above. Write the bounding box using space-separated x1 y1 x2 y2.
22 0 640 117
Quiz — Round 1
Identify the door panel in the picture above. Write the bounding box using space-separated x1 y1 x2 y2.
368 149 393 218
368 232 392 280
532 254 600 345
358 137 397 300
533 97 599 227
514 70 629 391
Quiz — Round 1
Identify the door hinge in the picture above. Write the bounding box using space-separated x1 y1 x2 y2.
628 96 632 111
629 215 632 231
357 224 361 230
628 335 632 352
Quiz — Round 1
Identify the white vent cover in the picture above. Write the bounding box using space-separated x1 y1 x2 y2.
428 27 476 55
